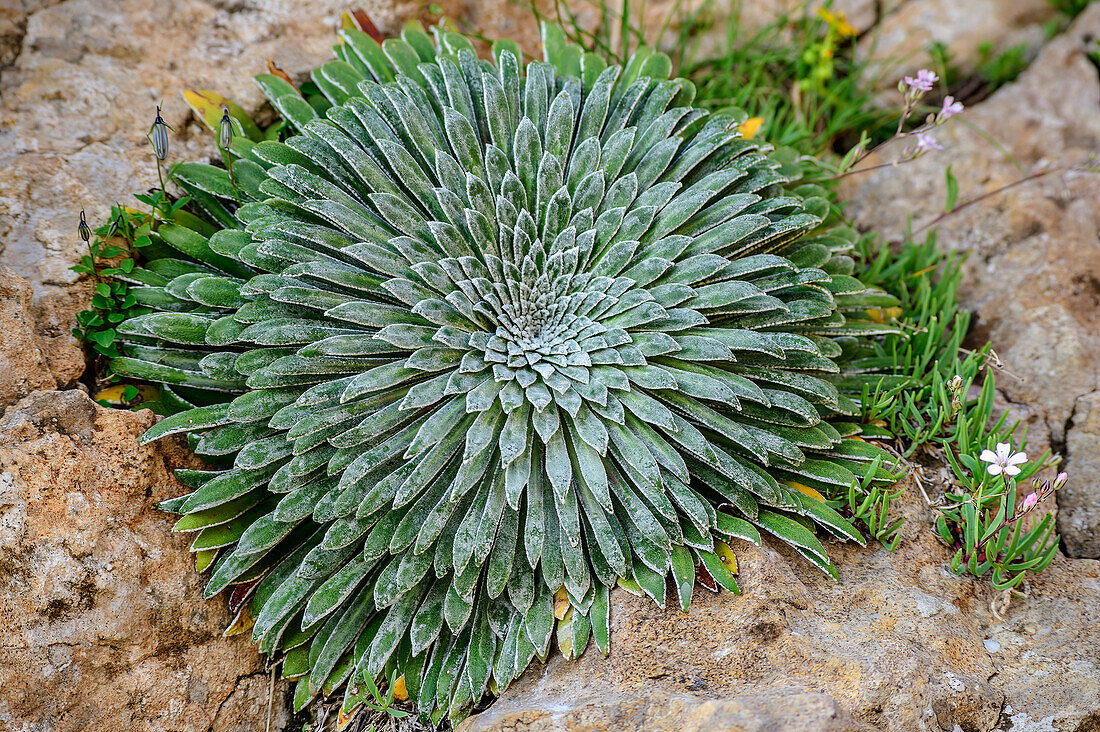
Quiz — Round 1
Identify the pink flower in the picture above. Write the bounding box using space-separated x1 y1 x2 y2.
980 442 1028 477
1021 492 1039 511
904 69 939 92
939 96 964 120
914 132 942 153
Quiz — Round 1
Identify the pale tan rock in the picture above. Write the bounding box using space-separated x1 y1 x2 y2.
0 390 291 732
840 4 1100 557
1061 391 1100 558
0 265 58 406
858 0 1057 85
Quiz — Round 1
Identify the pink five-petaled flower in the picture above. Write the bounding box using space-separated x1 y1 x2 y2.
1021 492 1039 511
980 442 1028 477
914 132 942 153
904 68 939 92
939 96 964 120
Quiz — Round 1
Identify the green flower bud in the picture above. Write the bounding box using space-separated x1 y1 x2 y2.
77 209 90 244
151 105 169 161
219 107 232 151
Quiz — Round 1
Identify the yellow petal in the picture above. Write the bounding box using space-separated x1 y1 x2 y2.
739 117 764 140
785 480 826 502
715 540 739 574
392 674 408 702
553 586 570 620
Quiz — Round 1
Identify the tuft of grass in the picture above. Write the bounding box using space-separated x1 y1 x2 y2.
849 231 989 455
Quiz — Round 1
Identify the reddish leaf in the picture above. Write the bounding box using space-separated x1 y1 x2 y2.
695 562 719 592
228 576 263 611
350 8 383 42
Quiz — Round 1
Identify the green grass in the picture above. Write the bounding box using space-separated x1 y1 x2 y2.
534 0 899 156
850 231 988 454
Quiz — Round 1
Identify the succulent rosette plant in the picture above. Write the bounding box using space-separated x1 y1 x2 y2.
109 22 902 724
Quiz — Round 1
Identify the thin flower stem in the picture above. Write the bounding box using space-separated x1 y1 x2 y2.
804 158 905 183
153 157 167 228
962 473 1025 566
913 168 1053 234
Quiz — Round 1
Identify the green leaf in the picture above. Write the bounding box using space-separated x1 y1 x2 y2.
944 165 958 213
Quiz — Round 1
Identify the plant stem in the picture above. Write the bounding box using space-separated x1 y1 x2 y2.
912 168 1053 234
154 157 167 229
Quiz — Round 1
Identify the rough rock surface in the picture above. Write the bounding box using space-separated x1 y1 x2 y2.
856 0 1057 84
840 4 1100 558
0 389 291 732
463 476 1100 732
0 266 62 406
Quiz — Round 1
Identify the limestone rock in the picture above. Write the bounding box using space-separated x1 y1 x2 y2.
839 4 1100 557
857 0 1057 85
0 266 59 406
1061 391 1100 558
463 478 1100 731
0 389 290 731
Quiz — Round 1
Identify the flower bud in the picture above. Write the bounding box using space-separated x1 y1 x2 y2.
1021 492 1038 511
219 107 232 150
77 209 90 243
151 105 169 161
1053 472 1068 490
105 203 121 240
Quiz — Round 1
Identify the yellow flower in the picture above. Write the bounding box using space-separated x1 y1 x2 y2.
817 7 857 38
738 116 764 139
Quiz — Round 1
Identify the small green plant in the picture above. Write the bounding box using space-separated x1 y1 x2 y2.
934 377 1064 590
1045 0 1094 17
975 41 1031 87
851 231 986 453
327 668 411 731
71 205 151 360
835 459 905 548
72 101 201 367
